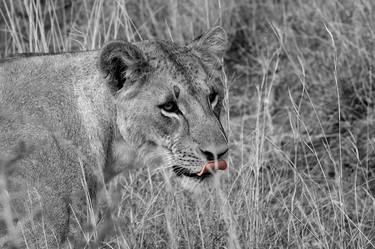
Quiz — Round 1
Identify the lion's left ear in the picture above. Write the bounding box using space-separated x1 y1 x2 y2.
188 26 228 67
98 40 149 91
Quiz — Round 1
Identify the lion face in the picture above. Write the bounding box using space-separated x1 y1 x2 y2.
99 27 228 188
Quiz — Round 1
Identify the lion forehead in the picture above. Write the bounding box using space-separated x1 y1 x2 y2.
136 41 212 95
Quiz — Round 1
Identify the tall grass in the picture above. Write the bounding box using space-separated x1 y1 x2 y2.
1 0 375 248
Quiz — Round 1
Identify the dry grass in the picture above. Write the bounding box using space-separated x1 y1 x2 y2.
1 0 375 248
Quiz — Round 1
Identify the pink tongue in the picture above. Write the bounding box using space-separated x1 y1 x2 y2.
197 160 227 176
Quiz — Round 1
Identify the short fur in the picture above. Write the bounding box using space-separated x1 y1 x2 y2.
0 27 228 248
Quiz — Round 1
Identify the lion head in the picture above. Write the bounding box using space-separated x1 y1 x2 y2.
99 27 228 189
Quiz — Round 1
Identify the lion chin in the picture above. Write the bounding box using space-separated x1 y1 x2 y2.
177 170 226 194
179 176 208 194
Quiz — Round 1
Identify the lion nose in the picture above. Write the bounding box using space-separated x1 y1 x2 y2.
198 145 228 161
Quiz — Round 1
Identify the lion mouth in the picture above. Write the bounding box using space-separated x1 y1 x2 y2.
172 166 212 179
172 160 228 180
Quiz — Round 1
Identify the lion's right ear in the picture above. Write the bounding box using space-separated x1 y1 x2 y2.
98 41 149 91
188 26 228 70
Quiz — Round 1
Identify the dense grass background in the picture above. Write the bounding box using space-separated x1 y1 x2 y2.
1 0 375 248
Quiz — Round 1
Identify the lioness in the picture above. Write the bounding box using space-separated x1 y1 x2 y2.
0 26 228 248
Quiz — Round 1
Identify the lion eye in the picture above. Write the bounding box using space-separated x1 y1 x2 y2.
160 101 179 113
209 92 219 108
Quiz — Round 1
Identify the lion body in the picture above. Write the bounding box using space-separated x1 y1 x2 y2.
0 51 115 247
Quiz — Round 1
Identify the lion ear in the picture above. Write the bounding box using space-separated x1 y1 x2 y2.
188 26 228 67
99 41 149 91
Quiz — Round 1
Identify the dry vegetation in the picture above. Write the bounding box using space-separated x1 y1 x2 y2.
1 0 375 248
